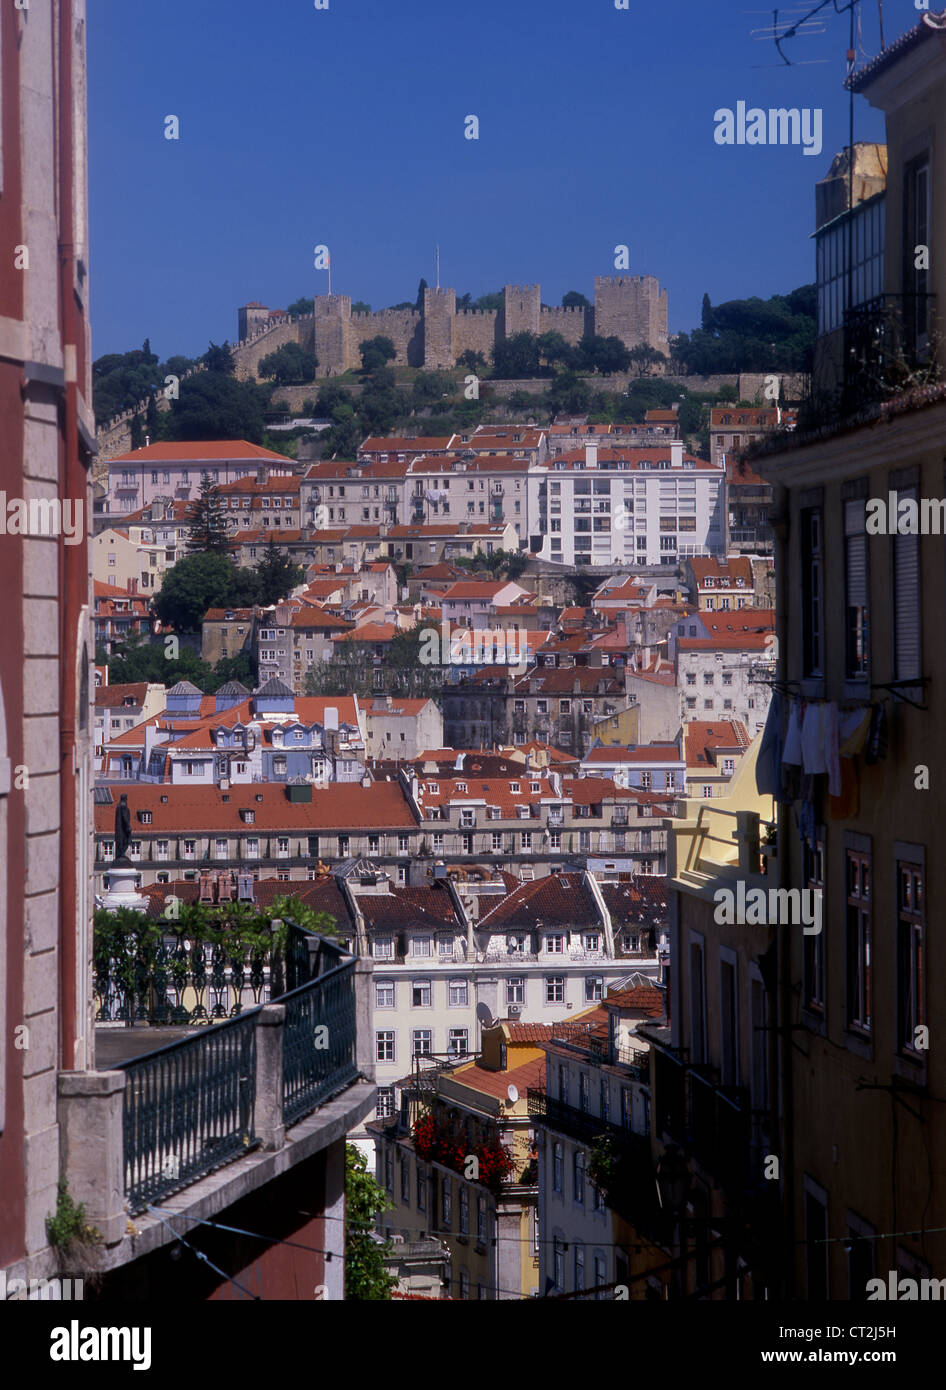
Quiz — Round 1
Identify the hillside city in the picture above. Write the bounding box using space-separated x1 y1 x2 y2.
3 1 946 1330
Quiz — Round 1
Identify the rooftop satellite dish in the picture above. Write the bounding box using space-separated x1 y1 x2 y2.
476 1002 494 1028
507 1084 519 1104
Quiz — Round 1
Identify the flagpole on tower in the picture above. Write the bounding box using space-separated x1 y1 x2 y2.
436 245 440 291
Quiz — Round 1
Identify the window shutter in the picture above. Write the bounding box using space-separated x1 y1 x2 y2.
893 488 921 681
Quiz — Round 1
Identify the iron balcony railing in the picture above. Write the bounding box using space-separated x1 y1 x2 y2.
115 928 360 1213
282 954 359 1127
528 1091 645 1149
94 919 318 1028
842 293 938 417
119 1009 259 1214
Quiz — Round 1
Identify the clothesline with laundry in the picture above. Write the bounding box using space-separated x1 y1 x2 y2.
756 690 887 821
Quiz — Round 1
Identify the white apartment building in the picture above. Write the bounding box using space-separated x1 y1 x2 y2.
529 445 727 568
354 872 663 1118
676 635 774 736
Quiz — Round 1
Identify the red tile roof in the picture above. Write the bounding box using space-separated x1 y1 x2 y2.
110 441 291 463
687 555 754 585
477 872 601 931
93 781 412 833
358 885 460 930
449 1056 545 1101
95 683 151 709
605 984 665 1017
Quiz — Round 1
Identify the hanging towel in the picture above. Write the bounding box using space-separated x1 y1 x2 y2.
755 689 783 797
801 702 827 775
828 757 859 819
783 699 803 766
824 701 841 797
839 707 871 757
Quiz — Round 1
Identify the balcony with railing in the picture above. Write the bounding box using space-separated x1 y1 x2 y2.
64 923 374 1268
841 293 938 416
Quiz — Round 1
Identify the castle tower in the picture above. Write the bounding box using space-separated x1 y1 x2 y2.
504 284 541 339
313 294 353 376
593 275 669 353
238 302 274 341
423 287 457 369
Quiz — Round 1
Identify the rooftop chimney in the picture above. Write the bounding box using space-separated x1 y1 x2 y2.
585 444 598 469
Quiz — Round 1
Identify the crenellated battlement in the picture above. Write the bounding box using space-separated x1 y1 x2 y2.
232 270 668 377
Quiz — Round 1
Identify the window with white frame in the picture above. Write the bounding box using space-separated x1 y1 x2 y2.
412 979 431 1008
449 979 468 1006
376 1031 395 1062
546 976 565 1003
376 980 395 1009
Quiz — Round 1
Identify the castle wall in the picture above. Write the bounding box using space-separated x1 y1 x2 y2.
538 305 592 346
232 319 305 381
453 309 500 360
350 308 424 368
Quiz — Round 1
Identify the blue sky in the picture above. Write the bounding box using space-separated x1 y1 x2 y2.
87 0 916 360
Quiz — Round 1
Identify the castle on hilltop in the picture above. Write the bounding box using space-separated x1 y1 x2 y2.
234 277 669 380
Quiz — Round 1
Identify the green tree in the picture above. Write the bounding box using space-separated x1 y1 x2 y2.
492 332 541 379
415 277 428 310
701 293 713 332
351 300 372 314
345 1145 396 1301
166 373 267 443
359 336 397 373
358 369 401 434
152 552 259 633
627 344 669 377
315 382 354 416
203 341 235 375
212 650 258 690
544 371 591 415
258 342 318 385
187 473 232 555
411 370 455 408
286 297 315 318
576 334 631 374
164 354 196 378
320 406 362 459
130 414 145 449
536 331 574 372
457 349 487 372
562 290 591 310
472 290 504 312
102 632 218 690
255 533 303 605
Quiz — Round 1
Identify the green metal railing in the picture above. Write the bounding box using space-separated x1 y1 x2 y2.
282 955 359 1127
116 927 360 1212
119 1009 259 1214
